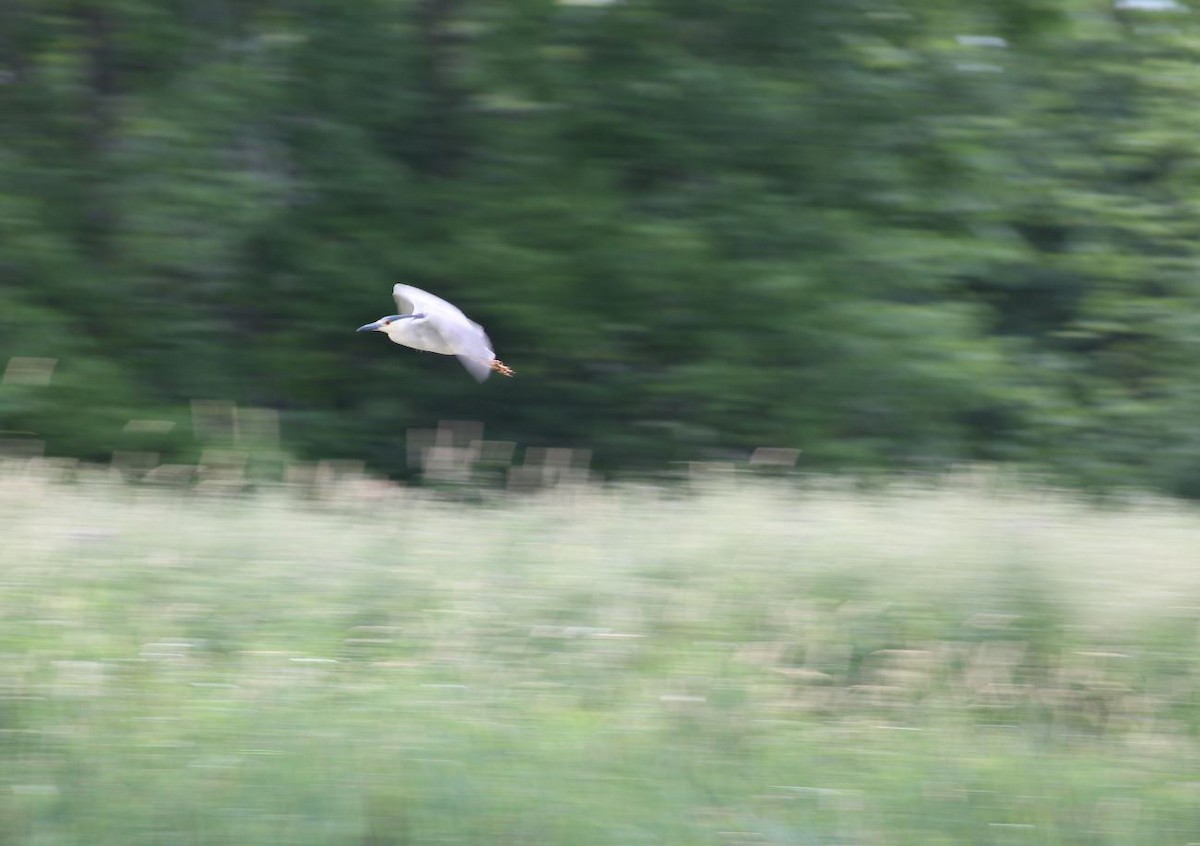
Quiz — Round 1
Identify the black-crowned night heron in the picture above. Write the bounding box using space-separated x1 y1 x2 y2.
357 284 514 381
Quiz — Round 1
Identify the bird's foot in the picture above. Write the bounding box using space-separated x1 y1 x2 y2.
491 359 515 377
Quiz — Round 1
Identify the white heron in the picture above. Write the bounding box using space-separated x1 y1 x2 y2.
356 284 514 381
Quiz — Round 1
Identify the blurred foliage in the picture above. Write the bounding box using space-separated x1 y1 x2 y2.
4 0 1200 492
4 474 1200 842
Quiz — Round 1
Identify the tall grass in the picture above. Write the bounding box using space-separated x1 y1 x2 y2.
3 467 1200 844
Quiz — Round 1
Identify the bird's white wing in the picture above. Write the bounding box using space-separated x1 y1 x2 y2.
393 284 496 382
393 284 464 318
445 318 496 382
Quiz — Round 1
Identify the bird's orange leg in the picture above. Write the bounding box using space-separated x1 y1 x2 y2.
491 359 515 377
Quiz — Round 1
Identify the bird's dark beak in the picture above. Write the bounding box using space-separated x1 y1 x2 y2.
356 321 380 333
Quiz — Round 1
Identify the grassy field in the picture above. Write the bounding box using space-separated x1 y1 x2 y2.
3 467 1200 844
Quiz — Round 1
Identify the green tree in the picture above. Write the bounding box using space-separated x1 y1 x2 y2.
5 0 1200 495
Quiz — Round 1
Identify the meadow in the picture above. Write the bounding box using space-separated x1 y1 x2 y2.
3 465 1200 845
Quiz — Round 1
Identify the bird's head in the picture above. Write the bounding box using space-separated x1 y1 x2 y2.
356 315 405 333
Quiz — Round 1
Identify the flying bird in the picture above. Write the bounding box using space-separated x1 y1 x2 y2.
357 284 514 381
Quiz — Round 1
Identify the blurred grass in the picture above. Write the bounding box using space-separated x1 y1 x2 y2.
3 468 1200 844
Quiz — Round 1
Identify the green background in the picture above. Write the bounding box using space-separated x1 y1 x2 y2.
4 0 1200 494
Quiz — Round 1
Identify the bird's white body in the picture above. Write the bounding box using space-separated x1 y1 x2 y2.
358 284 513 381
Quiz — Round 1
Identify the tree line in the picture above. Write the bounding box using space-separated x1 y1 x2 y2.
4 0 1200 495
